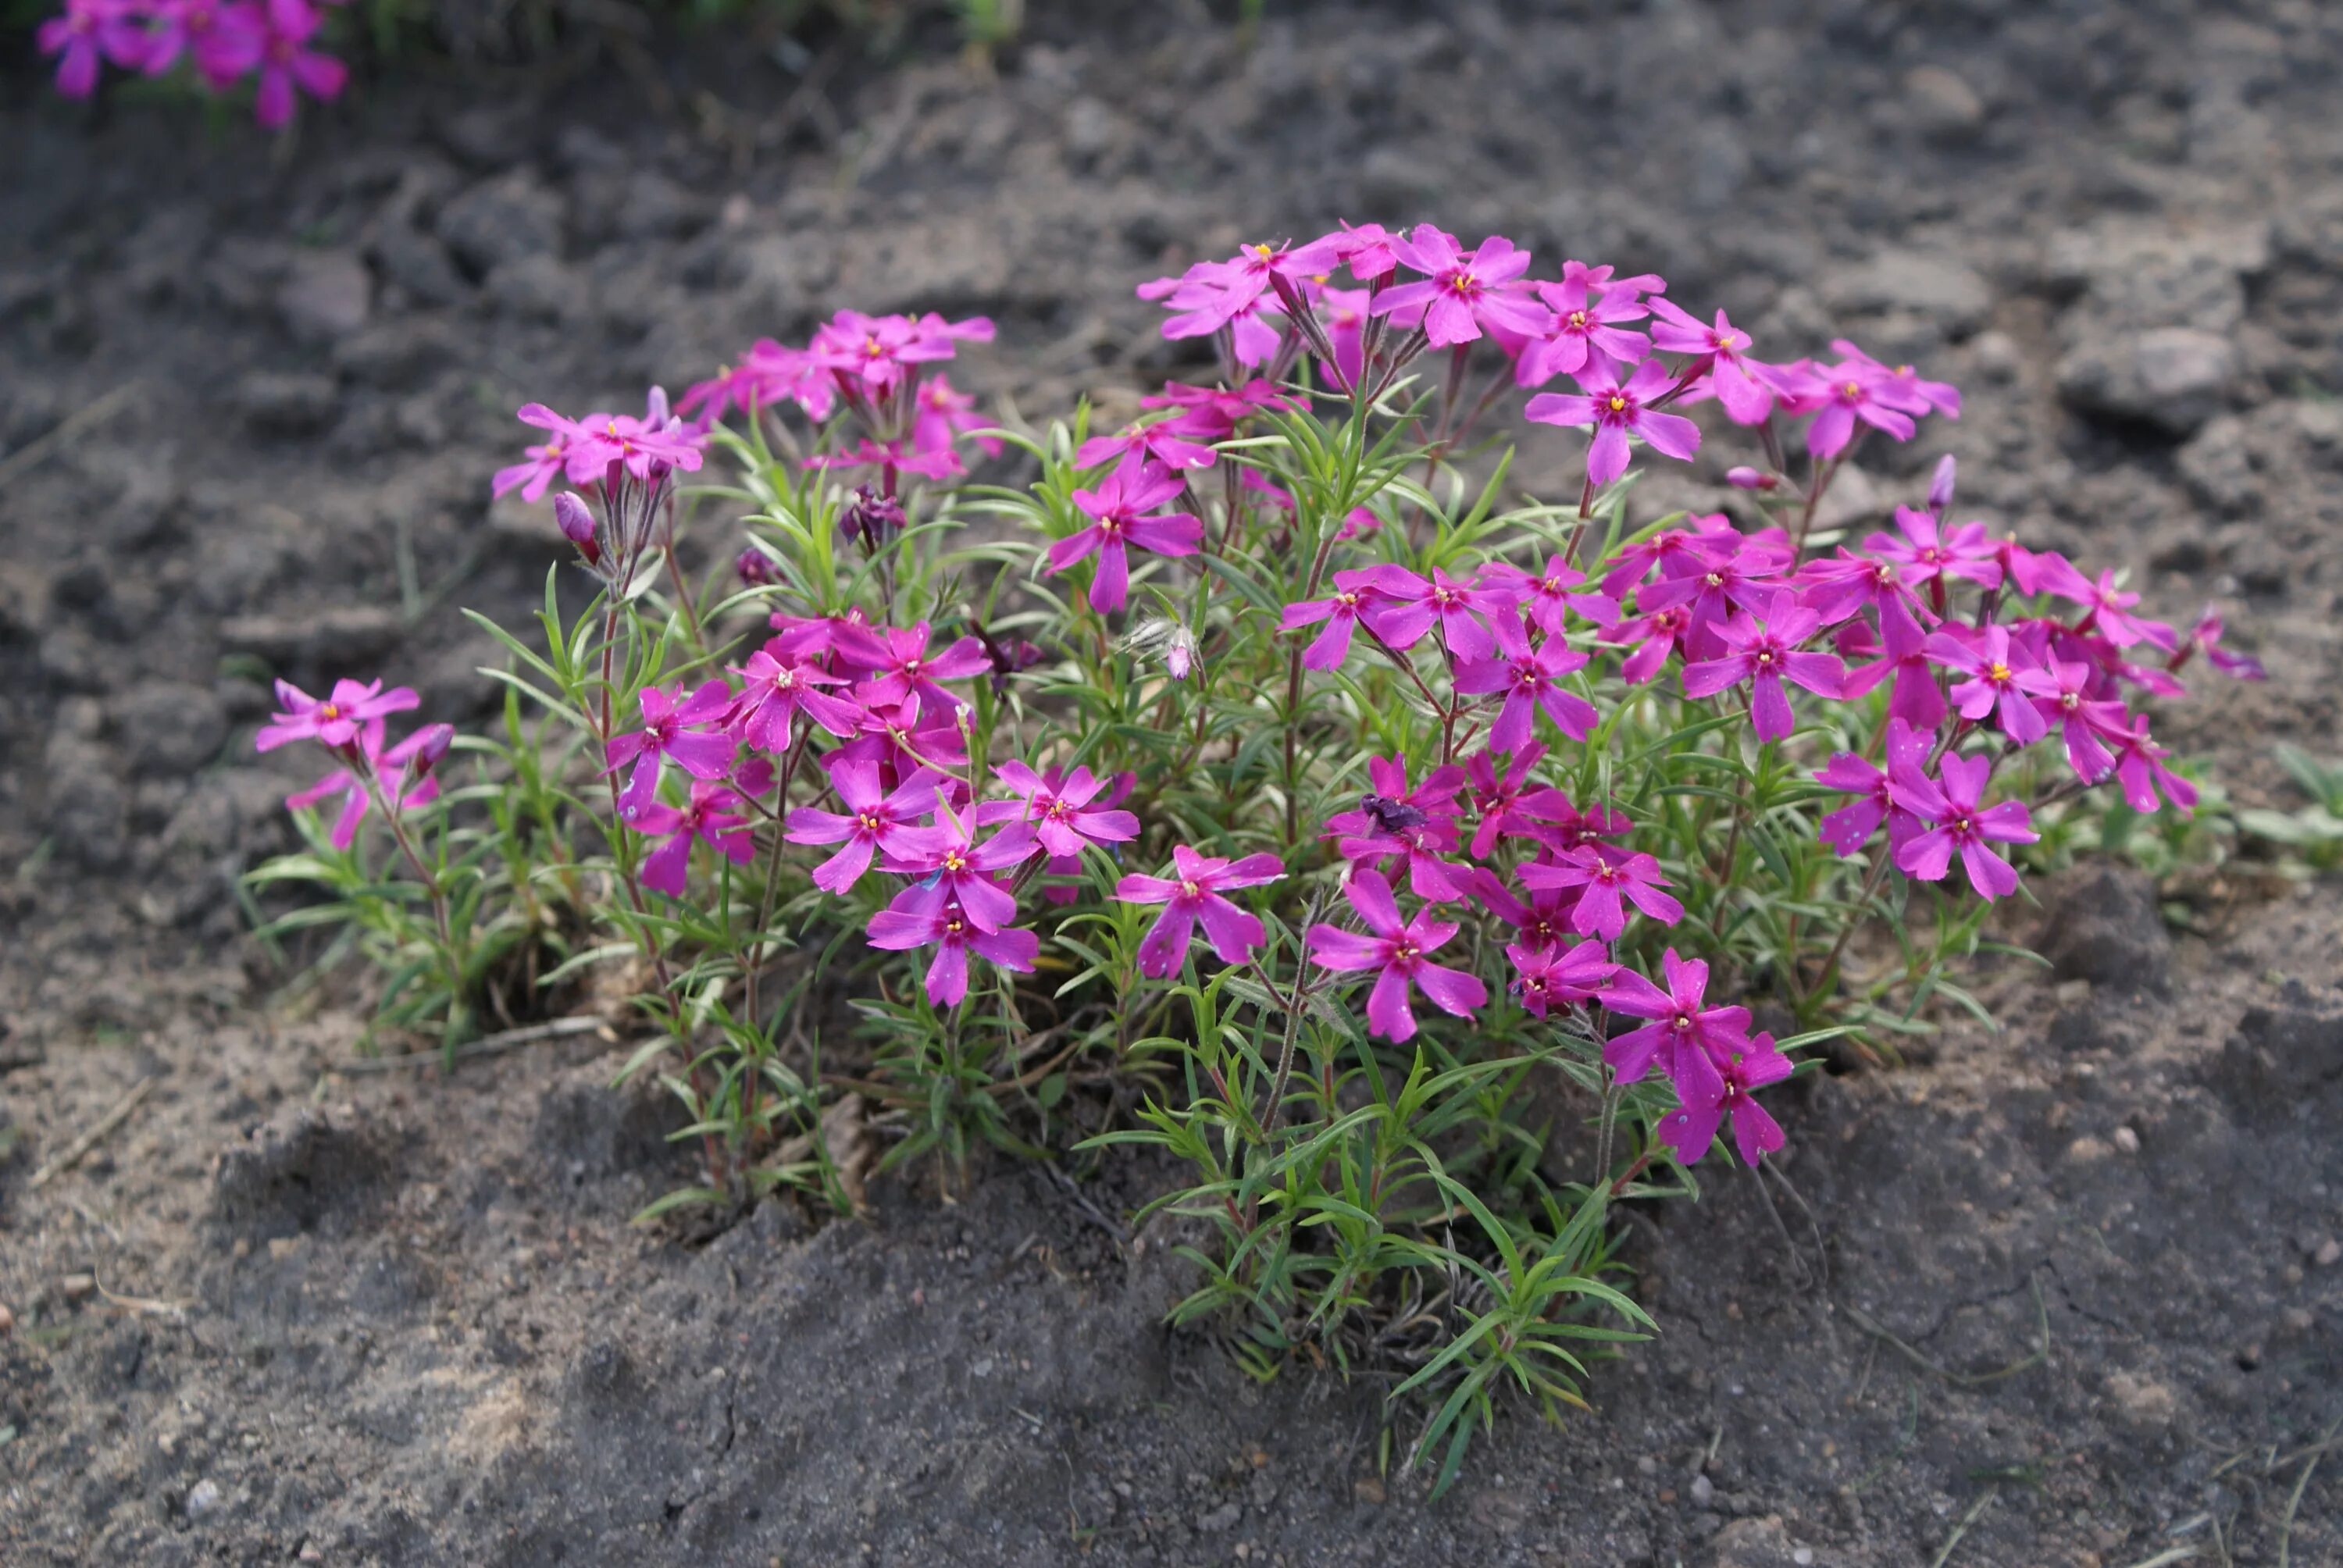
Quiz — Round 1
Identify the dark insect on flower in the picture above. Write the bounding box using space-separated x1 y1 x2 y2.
972 621 1045 693
735 547 782 588
840 483 907 551
1359 793 1428 834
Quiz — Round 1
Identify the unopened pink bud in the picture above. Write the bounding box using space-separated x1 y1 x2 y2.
407 723 455 776
1725 466 1778 491
735 547 781 587
1928 454 1957 512
553 492 600 565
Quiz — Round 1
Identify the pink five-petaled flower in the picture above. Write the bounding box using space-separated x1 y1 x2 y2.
1357 565 1503 660
833 620 991 715
143 0 262 89
888 804 1037 934
255 678 419 754
1926 623 2055 745
1518 846 1685 943
252 0 345 130
1506 940 1616 1020
629 780 756 898
1046 463 1203 615
2030 660 2126 782
2181 606 2266 682
1840 596 1946 733
2109 718 2197 816
1864 506 2002 596
39 0 148 96
783 760 940 895
1648 301 1775 425
1599 949 1744 1103
1370 228 1550 347
1281 566 1392 671
1475 554 1617 636
982 761 1140 858
1657 1032 1792 1168
1811 717 1932 857
284 722 448 851
1516 277 1650 387
910 376 1000 463
1305 871 1489 1044
1072 419 1219 477
729 646 861 753
604 681 737 818
1113 845 1286 978
1461 743 1575 859
1452 608 1597 751
1892 750 2038 900
1681 592 1845 743
494 404 593 500
865 898 1038 1009
1324 756 1471 903
2042 561 2178 652
1525 357 1702 490
1798 359 1917 459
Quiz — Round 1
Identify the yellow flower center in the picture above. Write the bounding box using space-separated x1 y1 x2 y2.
1179 878 1200 899
1607 394 1628 413
1988 661 2011 682
943 850 968 873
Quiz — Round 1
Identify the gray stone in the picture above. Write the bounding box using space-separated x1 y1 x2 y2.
369 225 470 308
184 1479 226 1521
276 248 371 343
114 682 229 776
484 253 582 323
1828 248 1992 336
233 373 341 437
436 171 566 276
2177 415 2256 514
2056 327 2235 437
1902 66 1985 141
2036 864 2171 995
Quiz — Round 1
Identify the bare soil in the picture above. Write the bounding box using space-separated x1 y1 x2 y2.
2 2 2340 1563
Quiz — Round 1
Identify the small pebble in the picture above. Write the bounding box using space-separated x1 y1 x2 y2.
2314 1238 2340 1268
1794 1551 1816 1566
185 1479 224 1520
0 1303 13 1336
60 1274 95 1305
2113 1126 2140 1154
1689 1474 1716 1508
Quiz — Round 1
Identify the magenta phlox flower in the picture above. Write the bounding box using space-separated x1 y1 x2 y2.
911 376 1000 461
1599 603 1692 685
767 608 872 667
1525 356 1702 489
567 403 706 483
1648 301 1778 424
1281 565 1395 670
832 620 990 715
255 677 419 754
1139 380 1302 440
1506 939 1615 1019
2030 660 2127 782
1325 756 1471 901
887 803 1036 933
1599 949 1742 1102
680 339 835 424
1516 277 1650 386
1114 844 1285 977
1461 743 1578 858
40 0 149 94
980 761 1140 857
804 437 965 483
1681 592 1844 742
1370 227 1550 347
2181 605 2266 682
2109 718 2197 816
1072 417 1219 476
1891 750 2038 900
1864 506 2002 597
1795 546 1934 628
1657 1032 1792 1168
729 645 861 752
493 404 596 501
1047 462 1203 614
811 309 992 394
629 780 757 897
1517 845 1684 941
1475 554 1617 635
143 0 263 87
284 722 444 851
1452 607 1598 750
2039 561 2177 651
1841 596 1946 732
252 0 344 128
1926 623 2054 744
1357 565 1503 659
1513 786 1632 857
1467 868 1578 952
847 693 970 782
1556 259 1667 301
1325 221 1402 281
783 758 938 894
866 897 1037 1008
1599 513 1780 600
1831 340 1961 419
1305 871 1488 1042
1810 717 1933 857
1792 358 1919 458
603 680 736 816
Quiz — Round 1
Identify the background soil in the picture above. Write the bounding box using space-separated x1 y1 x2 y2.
3 2 2342 1563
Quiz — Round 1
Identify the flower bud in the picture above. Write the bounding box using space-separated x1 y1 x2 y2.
840 484 907 551
405 723 455 779
644 385 672 428
553 491 601 566
1164 625 1200 682
1927 453 1958 513
735 546 781 587
1725 466 1778 491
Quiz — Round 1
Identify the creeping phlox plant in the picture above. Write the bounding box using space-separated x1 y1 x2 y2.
248 222 2259 1488
37 0 347 129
